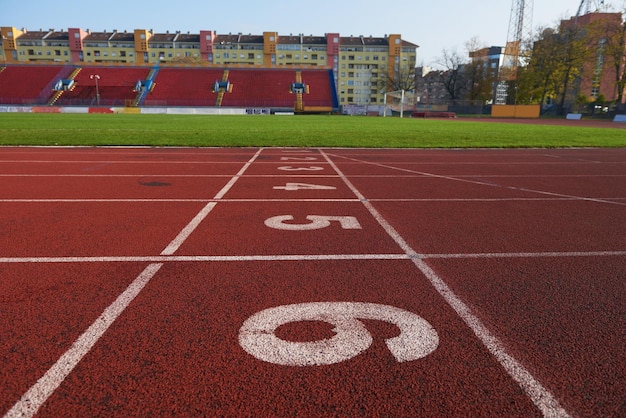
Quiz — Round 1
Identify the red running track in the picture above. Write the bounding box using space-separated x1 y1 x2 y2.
0 147 624 417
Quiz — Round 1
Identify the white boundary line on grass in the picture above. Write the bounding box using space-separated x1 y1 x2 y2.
319 149 572 418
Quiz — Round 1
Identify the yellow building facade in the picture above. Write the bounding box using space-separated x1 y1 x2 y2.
1 27 417 105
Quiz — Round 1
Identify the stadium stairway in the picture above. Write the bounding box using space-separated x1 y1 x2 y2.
294 71 304 112
215 69 230 107
133 68 159 106
48 67 82 106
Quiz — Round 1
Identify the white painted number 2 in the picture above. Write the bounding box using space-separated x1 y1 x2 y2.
239 302 439 366
264 215 361 231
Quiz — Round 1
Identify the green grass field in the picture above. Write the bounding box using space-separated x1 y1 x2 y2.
0 113 624 148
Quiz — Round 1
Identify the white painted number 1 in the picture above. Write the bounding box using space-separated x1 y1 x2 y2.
264 215 361 231
239 302 439 366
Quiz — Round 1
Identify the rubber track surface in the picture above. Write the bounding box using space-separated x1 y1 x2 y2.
1 147 624 417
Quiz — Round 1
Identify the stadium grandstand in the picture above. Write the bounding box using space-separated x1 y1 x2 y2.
0 64 338 113
0 27 417 112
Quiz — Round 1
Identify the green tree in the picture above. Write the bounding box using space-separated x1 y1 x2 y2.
518 23 590 113
587 13 626 105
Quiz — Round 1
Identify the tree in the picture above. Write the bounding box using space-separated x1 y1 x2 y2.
517 27 565 106
377 65 416 93
465 38 499 103
517 22 590 113
587 12 626 105
435 48 467 103
554 22 590 112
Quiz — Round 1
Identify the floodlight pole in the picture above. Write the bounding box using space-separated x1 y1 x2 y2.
90 74 101 105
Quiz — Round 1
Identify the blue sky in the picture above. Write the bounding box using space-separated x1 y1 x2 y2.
3 0 622 65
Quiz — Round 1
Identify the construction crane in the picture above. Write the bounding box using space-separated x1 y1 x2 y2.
576 0 606 16
496 0 534 104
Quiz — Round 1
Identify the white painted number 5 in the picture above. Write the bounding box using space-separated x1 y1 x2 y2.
239 302 439 366
264 215 361 231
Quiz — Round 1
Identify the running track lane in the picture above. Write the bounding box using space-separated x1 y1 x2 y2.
1 147 624 417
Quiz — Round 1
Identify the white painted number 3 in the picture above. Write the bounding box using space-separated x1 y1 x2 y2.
264 215 361 231
239 302 439 366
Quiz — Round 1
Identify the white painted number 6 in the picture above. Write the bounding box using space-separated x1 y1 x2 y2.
264 215 361 231
239 302 439 366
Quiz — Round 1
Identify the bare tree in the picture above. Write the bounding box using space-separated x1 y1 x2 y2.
377 65 416 93
435 49 467 103
464 38 499 103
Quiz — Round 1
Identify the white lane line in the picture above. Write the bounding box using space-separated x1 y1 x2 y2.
1 251 624 264
4 149 263 418
0 160 250 164
4 198 626 204
3 262 164 418
160 149 263 255
0 174 233 177
160 202 219 256
319 150 571 418
0 254 410 263
0 199 362 203
0 174 340 178
327 153 626 207
422 250 626 259
0 199 212 203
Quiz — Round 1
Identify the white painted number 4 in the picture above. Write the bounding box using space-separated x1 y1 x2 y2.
274 183 336 191
239 302 439 366
265 215 361 231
